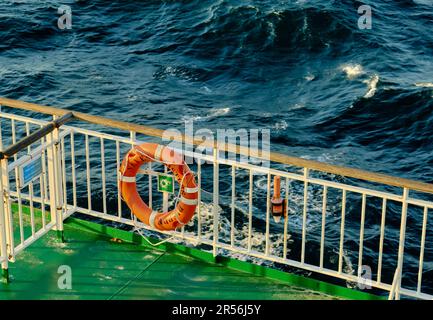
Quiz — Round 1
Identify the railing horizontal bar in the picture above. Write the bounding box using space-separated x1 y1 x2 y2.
6 112 428 208
7 128 71 172
0 112 73 159
2 98 433 193
68 126 133 145
12 221 55 256
407 198 433 210
0 111 49 126
0 111 134 146
307 177 403 202
9 191 47 205
12 205 74 253
2 110 433 208
73 206 179 237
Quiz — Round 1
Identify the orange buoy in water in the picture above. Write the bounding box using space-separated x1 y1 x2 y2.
119 143 198 231
271 176 284 222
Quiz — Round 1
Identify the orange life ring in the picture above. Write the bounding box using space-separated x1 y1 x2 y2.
119 143 198 231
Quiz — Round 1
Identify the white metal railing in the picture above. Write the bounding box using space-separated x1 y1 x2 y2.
0 115 74 269
0 104 432 300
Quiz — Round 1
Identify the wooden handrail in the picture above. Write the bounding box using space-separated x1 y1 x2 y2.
1 97 432 194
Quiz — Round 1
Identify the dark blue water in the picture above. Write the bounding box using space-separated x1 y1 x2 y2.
1 0 433 296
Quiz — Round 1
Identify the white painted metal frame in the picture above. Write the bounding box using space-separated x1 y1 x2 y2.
0 113 73 261
0 109 432 300
0 164 8 273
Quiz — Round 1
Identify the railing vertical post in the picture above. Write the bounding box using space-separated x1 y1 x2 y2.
377 198 387 284
265 173 271 256
320 185 327 269
212 148 219 257
85 134 91 212
395 187 409 300
358 193 367 278
417 206 428 294
247 169 254 252
301 168 309 264
197 160 202 240
0 159 9 282
70 131 77 208
129 131 137 225
116 140 122 219
100 137 107 214
0 105 3 150
0 106 4 282
148 162 153 209
230 165 236 247
282 178 289 259
388 266 400 300
46 121 64 241
1 158 14 263
338 189 347 274
25 123 36 237
162 165 168 212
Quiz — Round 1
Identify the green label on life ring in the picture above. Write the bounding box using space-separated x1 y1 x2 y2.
158 174 174 193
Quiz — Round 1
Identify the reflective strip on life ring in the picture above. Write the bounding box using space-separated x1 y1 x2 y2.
180 196 198 206
149 211 158 229
119 143 198 231
119 176 136 183
184 186 199 194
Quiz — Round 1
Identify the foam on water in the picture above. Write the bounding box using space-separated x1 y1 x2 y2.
413 0 433 6
340 64 364 79
181 107 231 122
304 73 315 81
273 120 288 130
415 82 433 88
363 74 379 99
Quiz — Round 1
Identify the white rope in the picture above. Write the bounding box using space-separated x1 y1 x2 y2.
134 224 176 247
131 204 183 247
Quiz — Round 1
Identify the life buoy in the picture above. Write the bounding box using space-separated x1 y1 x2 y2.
119 143 198 231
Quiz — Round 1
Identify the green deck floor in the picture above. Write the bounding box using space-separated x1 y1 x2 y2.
0 215 382 300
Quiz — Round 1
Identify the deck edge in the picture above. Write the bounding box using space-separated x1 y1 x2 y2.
65 216 385 300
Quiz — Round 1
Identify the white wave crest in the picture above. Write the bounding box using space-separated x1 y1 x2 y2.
273 120 288 130
304 73 315 81
363 74 379 98
415 82 433 88
340 64 364 79
182 107 231 122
